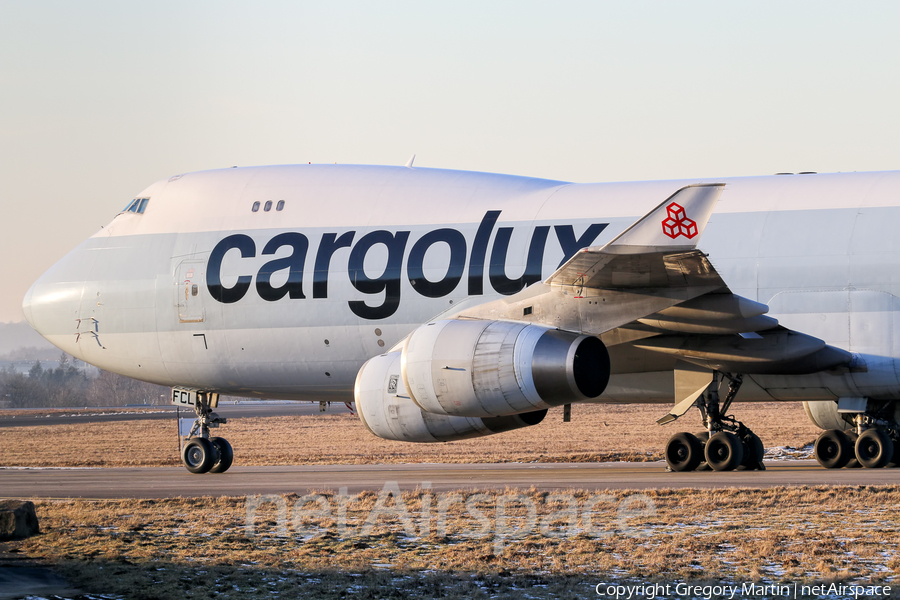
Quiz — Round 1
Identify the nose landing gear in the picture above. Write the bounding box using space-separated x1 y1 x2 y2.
174 389 233 474
664 373 766 473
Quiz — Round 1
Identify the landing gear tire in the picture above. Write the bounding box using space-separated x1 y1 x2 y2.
740 432 765 471
855 428 895 469
844 431 862 468
694 432 712 471
665 432 704 472
705 431 744 471
814 429 853 469
176 390 229 474
889 443 900 469
182 437 215 474
209 437 234 473
661 372 760 474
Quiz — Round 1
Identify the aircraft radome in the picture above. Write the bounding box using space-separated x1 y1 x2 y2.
23 163 900 474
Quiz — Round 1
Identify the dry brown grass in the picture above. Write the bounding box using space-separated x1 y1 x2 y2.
6 486 899 598
0 402 820 468
0 404 878 598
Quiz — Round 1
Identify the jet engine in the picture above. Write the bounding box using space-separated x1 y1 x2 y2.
354 319 609 443
356 352 548 442
398 320 609 417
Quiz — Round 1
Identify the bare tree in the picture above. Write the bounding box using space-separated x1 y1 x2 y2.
0 353 168 408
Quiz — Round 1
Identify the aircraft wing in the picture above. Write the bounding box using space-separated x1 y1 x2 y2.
457 184 737 336
455 182 852 381
544 184 725 292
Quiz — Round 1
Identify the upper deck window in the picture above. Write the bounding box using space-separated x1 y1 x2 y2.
250 200 285 212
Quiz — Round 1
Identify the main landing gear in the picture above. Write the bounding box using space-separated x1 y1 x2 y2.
180 391 233 474
665 373 765 472
814 403 899 469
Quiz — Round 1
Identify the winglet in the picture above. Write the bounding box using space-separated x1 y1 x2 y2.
405 154 416 168
604 184 724 254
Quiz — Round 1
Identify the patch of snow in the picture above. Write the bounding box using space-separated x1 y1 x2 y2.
764 444 815 460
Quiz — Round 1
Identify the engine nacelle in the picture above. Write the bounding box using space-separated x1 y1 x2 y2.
401 320 609 417
355 351 547 442
804 399 900 431
803 400 854 431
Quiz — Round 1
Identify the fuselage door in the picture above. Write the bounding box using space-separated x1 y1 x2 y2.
176 260 205 323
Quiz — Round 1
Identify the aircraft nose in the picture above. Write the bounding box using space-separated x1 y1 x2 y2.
22 281 36 330
22 252 88 352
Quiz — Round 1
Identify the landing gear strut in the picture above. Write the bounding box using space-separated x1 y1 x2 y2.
815 402 899 469
665 373 765 472
174 389 233 474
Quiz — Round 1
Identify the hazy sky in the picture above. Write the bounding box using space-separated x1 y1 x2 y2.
2 1 900 323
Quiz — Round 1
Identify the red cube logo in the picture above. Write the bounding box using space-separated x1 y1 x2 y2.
661 202 698 239
662 217 679 238
667 202 686 222
679 218 697 238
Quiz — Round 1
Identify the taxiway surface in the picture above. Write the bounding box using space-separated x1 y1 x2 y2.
0 402 352 428
1 461 897 499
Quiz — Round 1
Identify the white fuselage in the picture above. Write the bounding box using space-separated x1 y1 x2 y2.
23 165 900 404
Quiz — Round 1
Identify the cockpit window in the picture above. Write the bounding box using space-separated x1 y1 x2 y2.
121 198 150 214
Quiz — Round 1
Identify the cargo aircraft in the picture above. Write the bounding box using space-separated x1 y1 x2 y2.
22 163 900 474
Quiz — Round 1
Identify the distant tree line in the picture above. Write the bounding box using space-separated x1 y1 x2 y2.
0 353 170 408
0 345 61 362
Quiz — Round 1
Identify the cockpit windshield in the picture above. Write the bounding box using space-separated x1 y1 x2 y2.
121 198 150 214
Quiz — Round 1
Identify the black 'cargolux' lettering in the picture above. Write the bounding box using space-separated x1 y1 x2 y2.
207 234 255 304
407 228 467 298
489 226 550 295
467 210 500 295
205 212 609 320
313 231 355 299
554 223 608 267
347 230 411 320
256 232 308 301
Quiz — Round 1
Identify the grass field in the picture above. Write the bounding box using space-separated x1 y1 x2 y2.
0 402 821 468
5 402 890 599
6 486 899 599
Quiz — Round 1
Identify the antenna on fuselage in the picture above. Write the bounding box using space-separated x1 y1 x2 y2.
405 154 416 168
